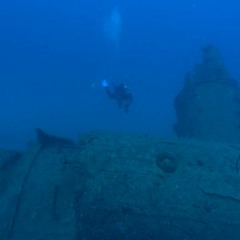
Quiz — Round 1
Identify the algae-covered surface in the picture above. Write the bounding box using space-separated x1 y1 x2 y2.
1 131 240 240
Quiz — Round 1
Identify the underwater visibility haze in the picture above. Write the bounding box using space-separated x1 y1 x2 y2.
0 0 240 148
2 1 240 240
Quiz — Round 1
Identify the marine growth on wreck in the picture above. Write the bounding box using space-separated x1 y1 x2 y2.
174 45 240 143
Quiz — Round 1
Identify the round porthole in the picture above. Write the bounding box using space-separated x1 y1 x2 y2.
156 152 177 173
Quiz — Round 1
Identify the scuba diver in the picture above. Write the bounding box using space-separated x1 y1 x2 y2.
102 79 133 112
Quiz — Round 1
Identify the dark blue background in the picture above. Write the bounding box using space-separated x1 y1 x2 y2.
0 0 240 149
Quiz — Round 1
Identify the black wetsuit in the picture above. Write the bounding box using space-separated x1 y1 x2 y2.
105 83 133 112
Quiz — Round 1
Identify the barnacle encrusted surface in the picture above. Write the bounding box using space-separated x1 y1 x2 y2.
0 131 240 240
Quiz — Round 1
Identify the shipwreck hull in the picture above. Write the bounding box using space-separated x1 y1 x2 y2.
1 132 240 239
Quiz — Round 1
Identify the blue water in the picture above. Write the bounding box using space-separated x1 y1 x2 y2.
0 0 240 149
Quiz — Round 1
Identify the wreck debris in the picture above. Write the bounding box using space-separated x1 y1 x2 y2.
35 128 75 149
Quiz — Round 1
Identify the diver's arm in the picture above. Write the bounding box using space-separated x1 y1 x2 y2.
102 79 115 99
105 87 115 99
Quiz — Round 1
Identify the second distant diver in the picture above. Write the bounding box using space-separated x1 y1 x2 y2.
102 79 133 112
